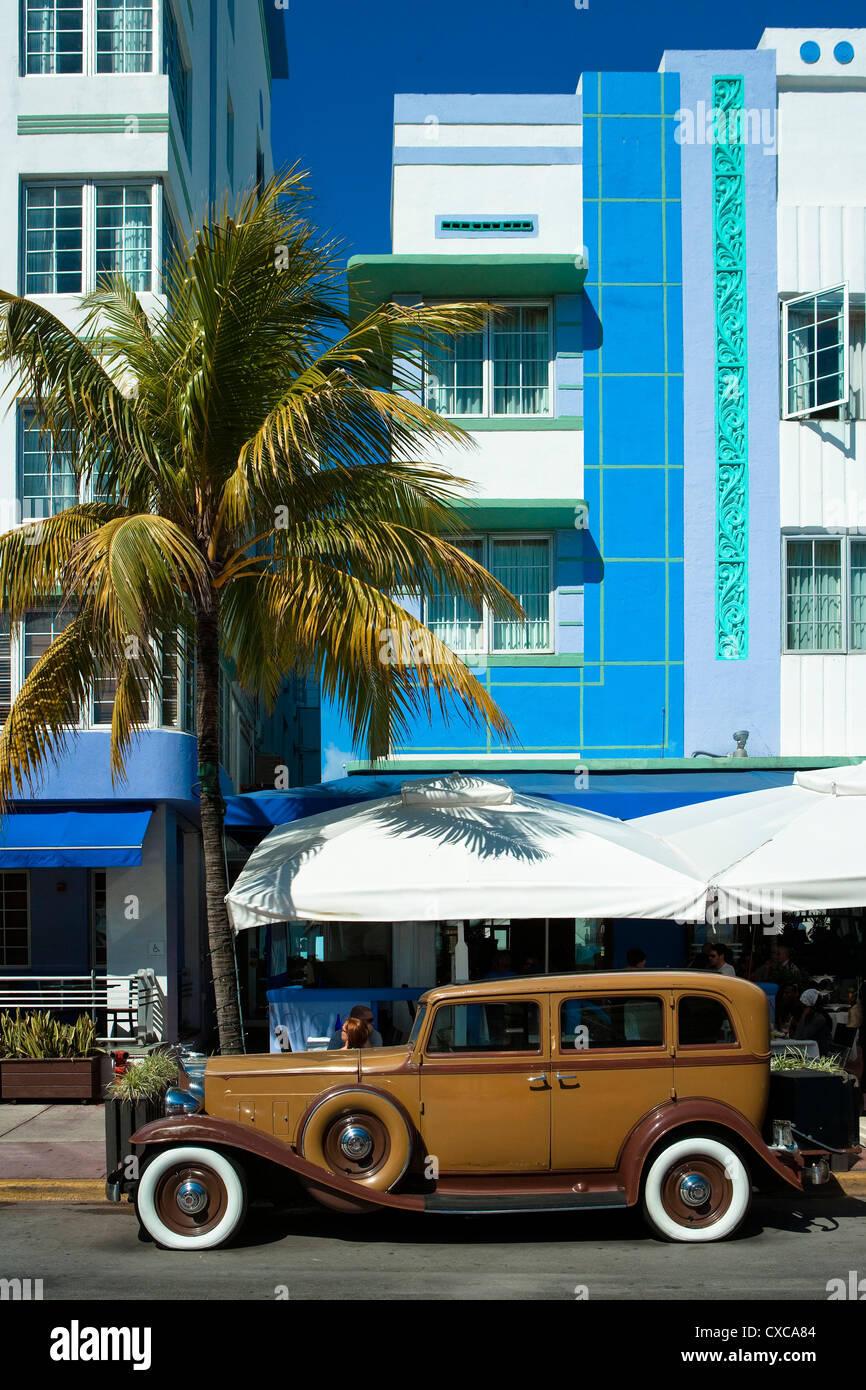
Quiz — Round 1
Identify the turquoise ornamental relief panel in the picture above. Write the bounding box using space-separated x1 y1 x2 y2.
712 75 749 660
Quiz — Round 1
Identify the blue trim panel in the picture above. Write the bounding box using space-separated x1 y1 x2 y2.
394 95 582 125
394 147 581 166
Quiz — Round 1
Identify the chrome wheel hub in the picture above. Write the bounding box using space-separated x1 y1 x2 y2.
679 1172 711 1207
176 1179 208 1215
339 1125 374 1161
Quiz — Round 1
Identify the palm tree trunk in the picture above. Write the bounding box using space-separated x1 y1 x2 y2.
195 594 244 1055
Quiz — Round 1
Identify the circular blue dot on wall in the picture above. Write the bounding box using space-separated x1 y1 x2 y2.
834 41 855 64
799 41 821 64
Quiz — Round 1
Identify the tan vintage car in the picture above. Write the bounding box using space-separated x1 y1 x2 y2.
111 970 861 1250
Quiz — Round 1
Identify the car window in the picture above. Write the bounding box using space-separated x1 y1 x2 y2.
559 996 664 1050
426 1001 540 1054
408 1004 427 1046
678 995 738 1046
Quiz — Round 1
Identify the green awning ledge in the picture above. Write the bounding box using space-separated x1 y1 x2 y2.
348 254 589 312
450 498 588 531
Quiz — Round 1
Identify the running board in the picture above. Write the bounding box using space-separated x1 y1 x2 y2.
424 1191 628 1214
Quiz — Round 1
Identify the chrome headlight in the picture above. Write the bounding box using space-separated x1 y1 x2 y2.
164 1087 202 1116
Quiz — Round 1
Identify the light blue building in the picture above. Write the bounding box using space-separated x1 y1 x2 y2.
302 28 866 984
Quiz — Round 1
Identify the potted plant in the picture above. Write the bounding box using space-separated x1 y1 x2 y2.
0 1010 101 1101
104 1053 178 1189
769 1051 861 1153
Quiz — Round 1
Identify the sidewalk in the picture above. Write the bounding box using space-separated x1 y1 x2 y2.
0 1102 106 1200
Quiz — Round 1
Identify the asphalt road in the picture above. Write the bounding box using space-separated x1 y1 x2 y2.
1 1190 865 1301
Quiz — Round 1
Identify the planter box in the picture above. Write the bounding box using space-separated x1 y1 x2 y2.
0 1056 101 1102
105 1096 166 1192
768 1070 861 1150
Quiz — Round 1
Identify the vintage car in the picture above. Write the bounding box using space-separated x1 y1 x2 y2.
109 971 861 1250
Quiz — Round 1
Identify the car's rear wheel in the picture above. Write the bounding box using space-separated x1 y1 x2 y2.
135 1146 247 1251
642 1136 751 1243
298 1089 413 1197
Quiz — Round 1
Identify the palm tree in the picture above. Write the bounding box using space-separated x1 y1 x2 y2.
0 171 520 1054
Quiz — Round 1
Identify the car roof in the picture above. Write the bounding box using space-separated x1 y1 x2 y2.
419 970 763 1006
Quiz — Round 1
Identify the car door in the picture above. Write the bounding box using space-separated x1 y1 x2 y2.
550 989 674 1171
419 994 550 1172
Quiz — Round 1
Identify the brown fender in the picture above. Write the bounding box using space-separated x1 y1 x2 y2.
129 1115 425 1212
617 1098 804 1204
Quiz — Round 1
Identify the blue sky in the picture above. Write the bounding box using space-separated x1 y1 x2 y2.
270 1 863 266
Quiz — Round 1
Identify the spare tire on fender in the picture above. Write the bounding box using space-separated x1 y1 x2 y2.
297 1087 415 1194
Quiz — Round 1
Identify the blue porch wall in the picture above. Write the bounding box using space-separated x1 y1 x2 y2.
10 729 211 811
580 70 685 757
663 49 781 757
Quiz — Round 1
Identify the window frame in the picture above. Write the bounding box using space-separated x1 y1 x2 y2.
556 993 667 1054
22 179 158 298
423 998 544 1057
782 532 866 656
22 0 155 75
423 298 554 421
781 282 850 421
0 870 31 969
422 531 555 657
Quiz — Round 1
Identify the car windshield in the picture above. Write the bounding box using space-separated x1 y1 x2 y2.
407 1004 427 1046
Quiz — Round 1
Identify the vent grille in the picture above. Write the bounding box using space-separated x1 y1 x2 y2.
436 215 538 236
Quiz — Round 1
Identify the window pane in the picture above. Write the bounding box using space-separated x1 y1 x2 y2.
425 538 485 653
785 288 847 416
427 1001 540 1053
425 329 484 416
678 996 737 1046
26 0 83 74
20 409 77 518
851 540 866 651
96 0 152 73
0 872 30 967
25 186 82 295
560 996 664 1049
786 537 842 651
96 185 152 291
490 536 551 651
492 305 549 416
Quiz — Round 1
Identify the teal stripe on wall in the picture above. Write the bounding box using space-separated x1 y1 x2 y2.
18 114 169 135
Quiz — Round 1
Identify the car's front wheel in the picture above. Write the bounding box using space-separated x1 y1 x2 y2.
135 1146 247 1251
642 1136 751 1243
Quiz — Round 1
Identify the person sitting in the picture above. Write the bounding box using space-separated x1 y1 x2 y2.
327 1004 383 1050
339 1015 374 1050
706 943 736 977
790 988 834 1056
626 947 647 969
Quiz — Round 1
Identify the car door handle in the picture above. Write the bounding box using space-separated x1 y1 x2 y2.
527 1074 549 1088
555 1072 580 1087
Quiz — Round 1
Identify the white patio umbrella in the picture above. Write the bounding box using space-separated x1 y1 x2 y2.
635 760 866 918
226 774 708 931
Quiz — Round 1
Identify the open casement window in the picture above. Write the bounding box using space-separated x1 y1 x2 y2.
783 284 849 419
424 535 553 656
423 302 552 419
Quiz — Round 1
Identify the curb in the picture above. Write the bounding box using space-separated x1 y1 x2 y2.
0 1179 112 1203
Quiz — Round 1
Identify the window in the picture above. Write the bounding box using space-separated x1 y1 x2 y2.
24 0 84 73
783 536 866 654
24 183 154 296
426 1000 540 1053
90 869 107 971
424 534 553 655
162 193 183 299
20 409 78 518
560 996 664 1049
436 216 538 236
678 996 737 1047
24 185 83 295
96 0 152 72
226 90 235 188
96 185 153 291
164 3 191 154
0 873 30 967
424 302 551 418
23 610 76 687
782 284 849 419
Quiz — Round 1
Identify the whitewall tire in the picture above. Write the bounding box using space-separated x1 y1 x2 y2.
642 1136 751 1243
135 1146 247 1251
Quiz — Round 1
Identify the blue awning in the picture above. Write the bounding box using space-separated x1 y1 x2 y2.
224 771 798 832
0 809 153 867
